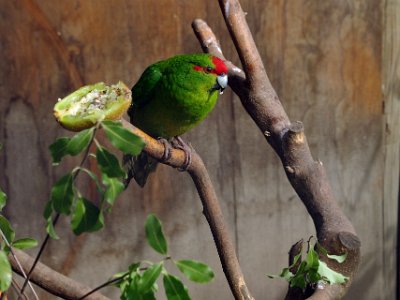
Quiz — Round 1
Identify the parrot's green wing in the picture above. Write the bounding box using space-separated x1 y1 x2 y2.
125 64 164 188
129 64 163 117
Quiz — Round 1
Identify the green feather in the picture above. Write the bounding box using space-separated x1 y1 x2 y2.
126 54 225 187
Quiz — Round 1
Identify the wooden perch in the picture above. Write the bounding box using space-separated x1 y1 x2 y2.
192 0 361 299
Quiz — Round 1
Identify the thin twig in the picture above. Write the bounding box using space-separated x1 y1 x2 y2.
0 230 39 300
11 279 29 300
19 128 97 297
78 275 127 300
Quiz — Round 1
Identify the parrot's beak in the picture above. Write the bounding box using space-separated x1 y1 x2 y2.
216 74 228 94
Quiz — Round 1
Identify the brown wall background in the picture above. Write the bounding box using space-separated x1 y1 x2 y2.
0 1 398 299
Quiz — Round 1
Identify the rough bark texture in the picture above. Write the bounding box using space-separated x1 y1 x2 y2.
194 0 361 297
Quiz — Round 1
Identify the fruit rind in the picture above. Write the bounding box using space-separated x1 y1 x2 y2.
54 82 131 131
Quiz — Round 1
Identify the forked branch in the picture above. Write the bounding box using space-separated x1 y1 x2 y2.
192 0 361 299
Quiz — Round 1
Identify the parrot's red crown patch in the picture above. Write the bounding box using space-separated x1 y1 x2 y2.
211 56 228 75
193 56 228 76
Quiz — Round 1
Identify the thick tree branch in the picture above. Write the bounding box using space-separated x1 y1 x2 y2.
9 249 109 300
192 0 361 298
121 119 254 300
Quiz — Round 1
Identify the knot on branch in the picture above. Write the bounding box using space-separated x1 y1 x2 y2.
338 231 361 250
287 121 305 145
319 231 361 253
281 121 314 175
285 165 296 174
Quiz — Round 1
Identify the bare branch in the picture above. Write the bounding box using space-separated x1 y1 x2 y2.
192 19 246 97
189 155 253 300
9 249 109 300
192 0 361 298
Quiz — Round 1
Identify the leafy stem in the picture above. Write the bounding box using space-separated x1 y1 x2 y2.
18 127 98 298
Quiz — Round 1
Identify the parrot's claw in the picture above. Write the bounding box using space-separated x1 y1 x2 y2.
171 137 192 171
157 138 172 161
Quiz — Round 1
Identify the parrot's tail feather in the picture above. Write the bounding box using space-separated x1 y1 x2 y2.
123 152 158 188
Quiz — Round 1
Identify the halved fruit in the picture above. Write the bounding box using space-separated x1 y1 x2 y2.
54 82 131 131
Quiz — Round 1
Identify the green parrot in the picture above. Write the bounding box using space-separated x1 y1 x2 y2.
124 53 228 187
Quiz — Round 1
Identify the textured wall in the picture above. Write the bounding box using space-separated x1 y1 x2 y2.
0 0 397 299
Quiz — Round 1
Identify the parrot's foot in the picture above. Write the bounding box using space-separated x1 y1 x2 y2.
157 138 172 161
171 136 192 171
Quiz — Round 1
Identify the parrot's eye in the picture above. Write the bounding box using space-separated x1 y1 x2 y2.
206 66 213 73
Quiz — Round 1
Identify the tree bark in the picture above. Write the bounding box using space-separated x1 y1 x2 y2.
192 0 361 298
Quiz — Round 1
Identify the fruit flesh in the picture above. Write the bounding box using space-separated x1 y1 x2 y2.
54 82 131 131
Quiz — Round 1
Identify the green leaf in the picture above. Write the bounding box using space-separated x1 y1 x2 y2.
12 238 38 250
318 260 349 284
43 200 53 220
71 197 103 235
103 120 124 127
51 173 74 214
163 274 191 300
45 214 59 240
0 216 15 244
288 253 301 269
145 214 168 255
0 250 12 292
139 290 157 300
102 121 145 155
305 248 319 272
46 220 59 240
316 242 348 263
0 188 6 211
96 146 125 178
280 268 294 281
102 174 125 206
176 260 214 283
66 127 94 156
288 261 307 289
122 283 156 300
121 271 140 299
111 271 129 283
122 289 156 300
138 262 163 293
327 253 348 263
43 201 59 240
290 273 307 289
78 168 104 194
307 268 321 283
49 137 71 164
128 262 141 274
